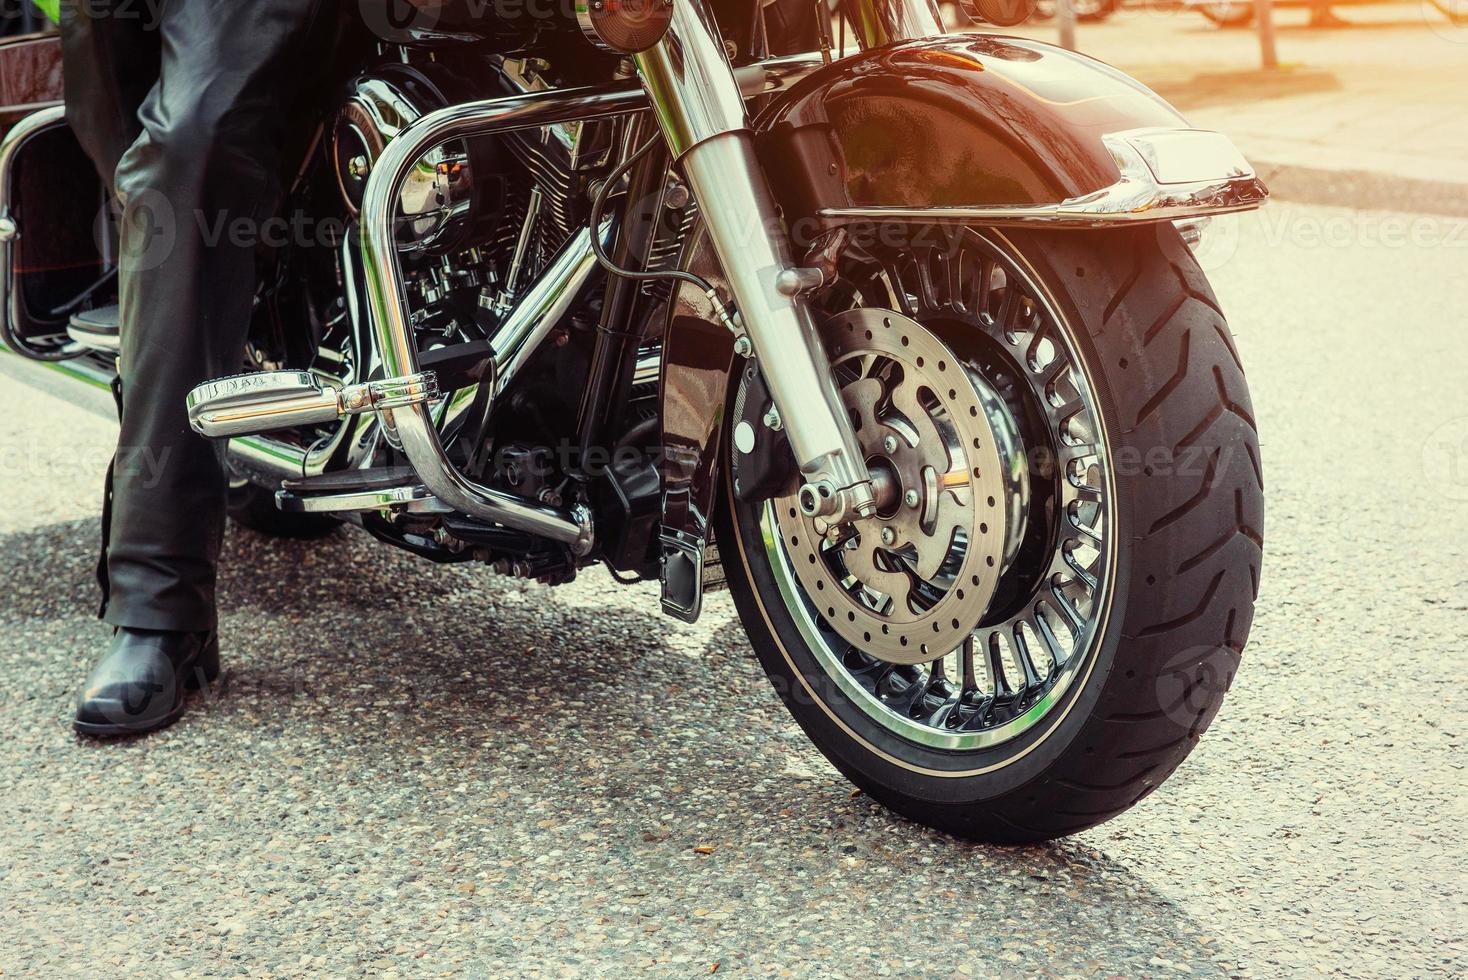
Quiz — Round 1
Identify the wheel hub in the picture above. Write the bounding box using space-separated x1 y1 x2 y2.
774 308 1014 666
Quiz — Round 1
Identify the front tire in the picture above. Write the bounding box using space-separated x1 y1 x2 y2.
720 224 1263 842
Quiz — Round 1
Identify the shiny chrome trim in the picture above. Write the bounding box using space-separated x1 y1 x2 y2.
276 483 452 515
227 434 312 484
361 372 440 412
490 222 610 397
819 129 1269 228
636 8 874 520
678 134 874 518
186 369 440 439
0 105 84 363
359 83 650 556
305 224 379 479
489 185 544 318
189 371 336 436
733 54 826 96
632 348 661 389
632 0 748 158
492 57 582 154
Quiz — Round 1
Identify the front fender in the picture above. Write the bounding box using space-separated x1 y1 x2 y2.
753 35 1265 237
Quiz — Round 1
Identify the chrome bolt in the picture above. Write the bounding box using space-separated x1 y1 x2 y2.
763 405 783 431
798 480 837 518
880 527 896 546
347 154 370 180
904 488 920 509
664 178 691 210
882 434 899 455
732 335 753 358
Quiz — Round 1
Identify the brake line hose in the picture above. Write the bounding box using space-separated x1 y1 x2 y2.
587 134 742 335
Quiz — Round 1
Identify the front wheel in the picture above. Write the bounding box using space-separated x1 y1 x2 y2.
720 224 1263 842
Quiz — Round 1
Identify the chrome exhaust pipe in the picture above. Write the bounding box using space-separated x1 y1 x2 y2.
227 434 312 484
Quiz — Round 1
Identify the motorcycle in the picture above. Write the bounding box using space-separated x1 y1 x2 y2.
0 0 1266 842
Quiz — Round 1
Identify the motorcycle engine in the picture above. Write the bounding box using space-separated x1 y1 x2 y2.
331 58 614 339
333 59 601 271
333 63 504 256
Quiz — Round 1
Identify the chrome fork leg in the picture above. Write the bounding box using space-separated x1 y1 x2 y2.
634 0 875 521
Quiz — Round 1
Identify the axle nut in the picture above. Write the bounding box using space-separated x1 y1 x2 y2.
798 480 838 518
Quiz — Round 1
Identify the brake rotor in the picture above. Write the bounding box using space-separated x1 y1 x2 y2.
773 308 1010 666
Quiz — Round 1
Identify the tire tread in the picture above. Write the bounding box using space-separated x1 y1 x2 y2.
995 223 1262 841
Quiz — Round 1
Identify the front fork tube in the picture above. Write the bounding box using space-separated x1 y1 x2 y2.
633 0 875 521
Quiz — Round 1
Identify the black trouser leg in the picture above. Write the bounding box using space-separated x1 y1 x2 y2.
59 0 157 188
61 0 326 632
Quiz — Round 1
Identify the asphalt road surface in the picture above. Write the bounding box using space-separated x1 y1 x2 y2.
1 200 1464 977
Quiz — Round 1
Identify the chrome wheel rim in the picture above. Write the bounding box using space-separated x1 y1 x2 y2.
752 231 1118 752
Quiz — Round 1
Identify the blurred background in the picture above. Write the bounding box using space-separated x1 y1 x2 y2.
1004 0 1468 217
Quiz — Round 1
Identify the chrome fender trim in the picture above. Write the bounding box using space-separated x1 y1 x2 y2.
753 38 1270 238
818 129 1268 227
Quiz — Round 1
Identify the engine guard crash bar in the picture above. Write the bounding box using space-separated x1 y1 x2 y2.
357 83 642 556
349 55 837 556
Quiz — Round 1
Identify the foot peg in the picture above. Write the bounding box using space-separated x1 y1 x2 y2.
186 370 439 438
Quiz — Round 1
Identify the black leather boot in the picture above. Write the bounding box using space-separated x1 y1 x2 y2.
73 628 220 737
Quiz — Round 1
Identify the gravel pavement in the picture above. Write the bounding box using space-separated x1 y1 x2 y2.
0 201 1464 977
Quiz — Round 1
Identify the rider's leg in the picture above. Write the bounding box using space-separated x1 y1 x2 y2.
102 0 331 633
70 0 333 736
59 0 158 190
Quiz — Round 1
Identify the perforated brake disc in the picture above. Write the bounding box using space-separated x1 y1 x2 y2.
773 308 1010 666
